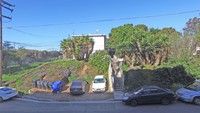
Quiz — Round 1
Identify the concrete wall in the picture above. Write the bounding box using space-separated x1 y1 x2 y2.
92 35 105 53
108 60 114 92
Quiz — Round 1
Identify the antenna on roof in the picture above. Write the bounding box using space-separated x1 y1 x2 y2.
96 29 99 34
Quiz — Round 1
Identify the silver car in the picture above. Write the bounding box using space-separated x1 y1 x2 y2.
0 87 18 102
176 80 200 105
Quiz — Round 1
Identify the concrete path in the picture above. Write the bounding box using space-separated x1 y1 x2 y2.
114 91 124 101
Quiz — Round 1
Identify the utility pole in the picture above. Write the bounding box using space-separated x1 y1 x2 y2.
0 0 2 87
0 0 14 86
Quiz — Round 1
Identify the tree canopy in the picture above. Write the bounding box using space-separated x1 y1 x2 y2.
60 36 94 61
107 24 180 66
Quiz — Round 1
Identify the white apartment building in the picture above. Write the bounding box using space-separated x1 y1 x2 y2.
71 34 106 53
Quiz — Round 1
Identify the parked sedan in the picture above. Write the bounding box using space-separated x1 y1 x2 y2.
176 80 200 105
70 80 86 95
0 87 18 102
122 86 175 106
92 75 107 92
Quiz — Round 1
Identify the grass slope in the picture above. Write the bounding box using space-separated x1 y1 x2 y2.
3 59 100 93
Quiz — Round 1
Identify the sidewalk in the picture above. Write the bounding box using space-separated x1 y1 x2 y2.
15 94 121 104
114 91 124 101
20 94 57 102
14 90 123 103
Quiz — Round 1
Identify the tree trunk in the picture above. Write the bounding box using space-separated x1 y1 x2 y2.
145 52 151 64
135 41 146 65
154 52 162 66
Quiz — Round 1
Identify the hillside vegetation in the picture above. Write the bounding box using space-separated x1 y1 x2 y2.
108 17 200 79
3 51 110 93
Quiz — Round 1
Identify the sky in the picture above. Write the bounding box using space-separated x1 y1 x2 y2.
2 0 200 50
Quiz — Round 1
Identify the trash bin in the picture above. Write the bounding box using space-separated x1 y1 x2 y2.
36 80 41 88
47 81 52 90
43 80 49 90
51 80 62 93
32 79 39 88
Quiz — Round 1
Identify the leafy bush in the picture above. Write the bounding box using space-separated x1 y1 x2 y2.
68 75 78 83
89 50 110 76
124 69 153 91
161 57 200 79
171 83 185 91
83 75 93 84
122 63 129 71
152 65 195 89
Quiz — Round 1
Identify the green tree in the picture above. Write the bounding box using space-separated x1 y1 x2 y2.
108 24 180 67
2 50 16 68
183 17 200 43
60 36 94 61
2 41 16 68
15 47 32 66
3 41 15 50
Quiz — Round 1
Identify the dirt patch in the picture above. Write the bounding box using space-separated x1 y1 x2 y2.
77 64 97 77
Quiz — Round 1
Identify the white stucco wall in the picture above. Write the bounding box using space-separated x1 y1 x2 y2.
71 34 106 53
92 35 105 53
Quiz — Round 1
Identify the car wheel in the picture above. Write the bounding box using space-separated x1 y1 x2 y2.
193 97 200 105
0 97 3 103
161 98 170 105
130 100 137 107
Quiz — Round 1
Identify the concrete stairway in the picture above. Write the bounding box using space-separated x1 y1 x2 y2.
114 77 123 91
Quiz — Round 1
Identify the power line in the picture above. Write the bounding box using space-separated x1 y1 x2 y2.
3 9 200 28
4 40 60 48
6 27 57 37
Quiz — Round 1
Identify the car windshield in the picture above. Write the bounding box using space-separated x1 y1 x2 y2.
71 81 82 86
185 81 200 91
94 78 105 83
133 87 143 95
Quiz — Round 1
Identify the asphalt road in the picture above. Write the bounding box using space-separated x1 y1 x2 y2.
0 99 200 113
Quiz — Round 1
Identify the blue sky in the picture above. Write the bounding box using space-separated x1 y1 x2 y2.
2 0 200 50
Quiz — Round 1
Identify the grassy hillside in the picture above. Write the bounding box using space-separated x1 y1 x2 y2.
3 59 107 93
2 50 110 94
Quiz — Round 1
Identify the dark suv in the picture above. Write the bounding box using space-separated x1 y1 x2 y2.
70 80 86 95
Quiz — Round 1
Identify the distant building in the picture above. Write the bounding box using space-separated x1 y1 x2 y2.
71 34 106 53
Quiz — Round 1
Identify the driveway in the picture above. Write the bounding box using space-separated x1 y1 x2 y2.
28 83 113 101
26 91 114 101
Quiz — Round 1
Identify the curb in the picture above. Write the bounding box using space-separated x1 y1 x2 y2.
14 98 67 104
15 97 121 104
14 95 122 104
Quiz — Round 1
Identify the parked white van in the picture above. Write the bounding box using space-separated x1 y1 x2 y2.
92 75 106 92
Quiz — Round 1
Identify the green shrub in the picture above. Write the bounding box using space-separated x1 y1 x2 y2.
89 50 110 75
171 83 185 91
122 64 129 71
68 75 78 83
161 57 200 79
83 75 93 84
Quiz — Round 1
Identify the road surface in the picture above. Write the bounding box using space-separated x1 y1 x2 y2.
0 99 200 113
